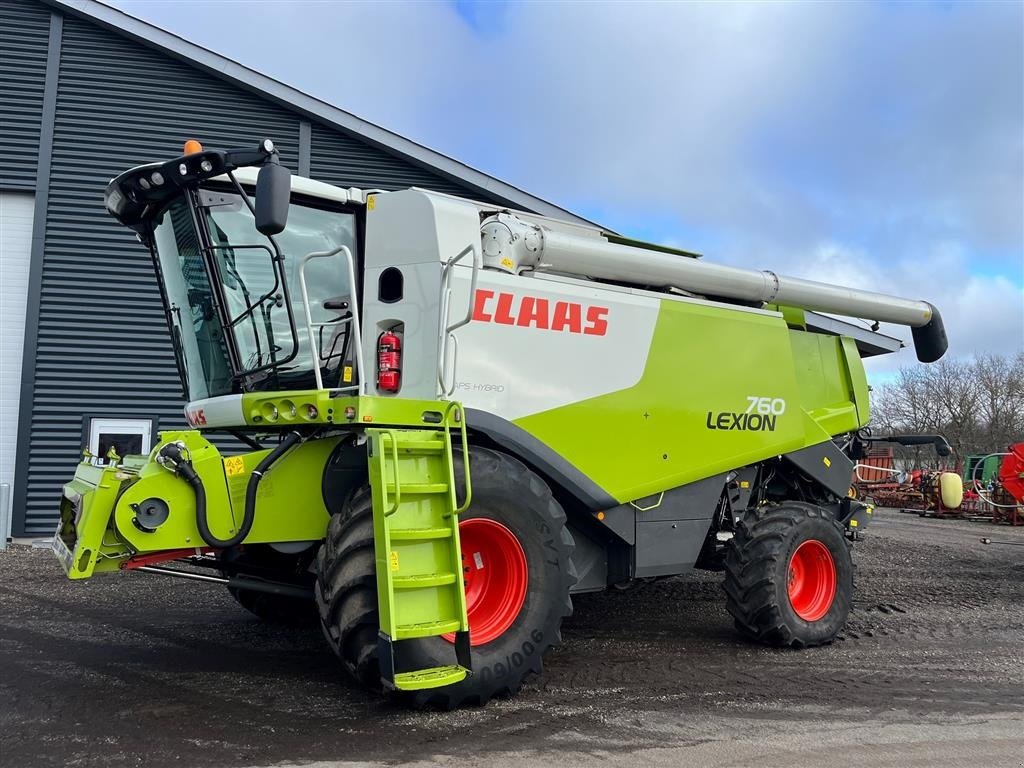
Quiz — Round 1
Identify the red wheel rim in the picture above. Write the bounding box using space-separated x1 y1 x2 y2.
787 539 836 622
443 518 528 646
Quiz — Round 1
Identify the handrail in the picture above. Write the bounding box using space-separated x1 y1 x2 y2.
441 334 460 398
437 243 481 397
297 244 364 393
201 240 297 377
443 244 482 335
379 430 402 517
443 402 472 516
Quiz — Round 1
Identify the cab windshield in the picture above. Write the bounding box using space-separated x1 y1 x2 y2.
151 188 358 400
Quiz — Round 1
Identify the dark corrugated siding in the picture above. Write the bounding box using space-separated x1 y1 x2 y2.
0 0 50 190
21 16 302 533
309 123 470 196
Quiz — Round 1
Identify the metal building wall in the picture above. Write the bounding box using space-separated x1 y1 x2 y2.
309 123 470 196
10 1 509 535
0 0 50 191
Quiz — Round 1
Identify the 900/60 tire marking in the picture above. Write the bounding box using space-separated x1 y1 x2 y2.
478 629 545 681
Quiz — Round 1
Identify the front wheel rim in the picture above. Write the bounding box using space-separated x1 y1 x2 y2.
787 539 837 622
443 518 529 646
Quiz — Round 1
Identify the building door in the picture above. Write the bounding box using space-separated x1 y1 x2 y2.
0 192 34 540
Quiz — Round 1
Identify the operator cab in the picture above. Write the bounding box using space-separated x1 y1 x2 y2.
105 140 366 401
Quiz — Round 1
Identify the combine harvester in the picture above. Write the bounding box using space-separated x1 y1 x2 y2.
53 139 949 707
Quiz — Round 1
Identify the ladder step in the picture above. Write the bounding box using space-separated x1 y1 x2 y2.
390 526 453 541
398 441 446 455
393 665 468 691
385 482 448 495
380 435 446 454
393 572 457 589
395 619 462 640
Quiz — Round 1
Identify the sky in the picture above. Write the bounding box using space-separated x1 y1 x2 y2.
109 0 1024 384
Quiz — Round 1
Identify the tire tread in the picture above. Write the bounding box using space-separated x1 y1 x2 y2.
723 502 851 648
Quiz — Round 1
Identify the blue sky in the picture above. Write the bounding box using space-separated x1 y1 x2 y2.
109 0 1024 382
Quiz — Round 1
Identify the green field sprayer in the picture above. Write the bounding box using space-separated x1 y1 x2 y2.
52 138 949 707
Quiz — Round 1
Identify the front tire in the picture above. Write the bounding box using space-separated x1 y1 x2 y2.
723 502 852 647
315 447 576 708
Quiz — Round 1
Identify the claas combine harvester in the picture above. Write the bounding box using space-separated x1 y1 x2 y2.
52 139 949 707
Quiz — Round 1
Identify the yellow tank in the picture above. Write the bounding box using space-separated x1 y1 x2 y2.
939 471 964 509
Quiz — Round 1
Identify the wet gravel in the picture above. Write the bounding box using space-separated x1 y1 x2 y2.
1 509 1022 767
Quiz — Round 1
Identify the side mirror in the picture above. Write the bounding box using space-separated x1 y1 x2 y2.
255 161 290 236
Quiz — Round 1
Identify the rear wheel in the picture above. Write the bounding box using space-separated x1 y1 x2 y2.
228 586 314 625
315 447 576 708
723 502 852 647
443 517 529 646
222 545 316 625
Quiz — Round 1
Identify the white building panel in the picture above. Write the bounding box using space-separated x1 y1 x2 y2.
0 192 34 538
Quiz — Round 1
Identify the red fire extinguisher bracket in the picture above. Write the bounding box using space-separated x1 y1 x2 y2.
377 331 402 392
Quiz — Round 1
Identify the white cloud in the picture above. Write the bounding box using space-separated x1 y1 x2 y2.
773 239 1024 382
111 1 1021 253
110 0 1024 372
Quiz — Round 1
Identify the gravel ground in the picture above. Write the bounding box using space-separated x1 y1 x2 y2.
1 509 1022 768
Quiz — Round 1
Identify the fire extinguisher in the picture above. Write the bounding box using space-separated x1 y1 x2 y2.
377 330 402 392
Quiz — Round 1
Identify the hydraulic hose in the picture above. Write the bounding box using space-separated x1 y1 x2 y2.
241 430 303 544
158 430 303 548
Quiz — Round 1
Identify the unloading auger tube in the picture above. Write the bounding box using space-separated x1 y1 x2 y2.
480 213 948 362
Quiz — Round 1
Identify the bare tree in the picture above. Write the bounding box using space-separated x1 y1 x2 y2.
974 351 1024 449
870 352 1024 470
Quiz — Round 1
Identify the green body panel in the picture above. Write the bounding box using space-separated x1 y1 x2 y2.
115 431 343 553
51 396 470 581
843 337 871 425
238 391 468 429
766 303 807 330
54 463 136 579
242 389 341 427
514 299 870 503
53 430 342 578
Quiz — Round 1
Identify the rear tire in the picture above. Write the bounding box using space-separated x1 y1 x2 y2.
723 502 852 647
222 544 316 625
228 586 314 625
315 447 576 708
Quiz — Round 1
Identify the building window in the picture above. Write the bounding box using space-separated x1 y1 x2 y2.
85 417 155 464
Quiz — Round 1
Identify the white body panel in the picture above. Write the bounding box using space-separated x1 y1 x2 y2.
360 190 480 401
445 267 660 421
184 394 245 429
361 189 664 418
221 167 366 206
